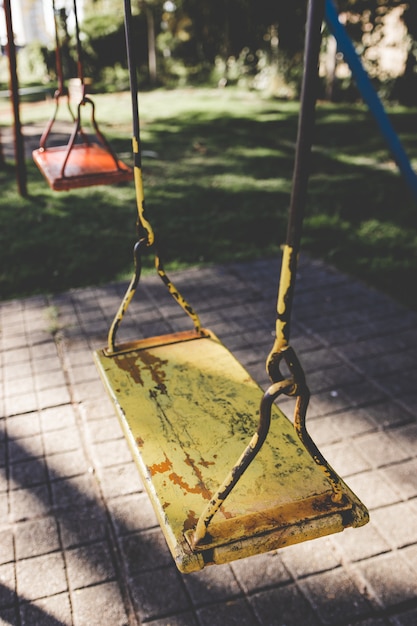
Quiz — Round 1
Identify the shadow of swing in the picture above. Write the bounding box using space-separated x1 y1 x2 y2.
2 421 157 623
2 253 417 624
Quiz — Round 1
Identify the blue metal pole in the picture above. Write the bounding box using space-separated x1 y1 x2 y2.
325 0 417 201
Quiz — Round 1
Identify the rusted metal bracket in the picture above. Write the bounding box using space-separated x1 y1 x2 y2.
106 237 202 355
190 378 295 549
190 341 343 549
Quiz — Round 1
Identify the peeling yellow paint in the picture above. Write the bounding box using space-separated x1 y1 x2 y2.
94 329 369 573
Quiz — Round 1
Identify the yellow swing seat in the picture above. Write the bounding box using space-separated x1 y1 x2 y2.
94 328 368 573
93 0 369 574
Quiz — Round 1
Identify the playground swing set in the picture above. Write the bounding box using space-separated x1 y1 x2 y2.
91 0 369 574
32 0 132 191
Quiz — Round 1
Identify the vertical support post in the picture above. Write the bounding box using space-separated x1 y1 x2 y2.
3 0 27 197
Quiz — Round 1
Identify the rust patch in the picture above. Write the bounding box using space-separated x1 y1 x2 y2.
112 349 169 389
148 453 173 476
199 458 215 468
312 493 349 513
184 452 212 500
149 381 167 399
141 351 169 387
183 509 198 532
219 506 233 520
114 353 144 385
168 469 212 500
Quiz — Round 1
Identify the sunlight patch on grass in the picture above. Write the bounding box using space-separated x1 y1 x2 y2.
210 173 290 193
1 88 416 310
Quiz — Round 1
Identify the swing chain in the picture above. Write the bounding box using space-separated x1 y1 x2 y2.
267 345 308 398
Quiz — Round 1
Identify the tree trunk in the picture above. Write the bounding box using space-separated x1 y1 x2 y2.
144 3 157 85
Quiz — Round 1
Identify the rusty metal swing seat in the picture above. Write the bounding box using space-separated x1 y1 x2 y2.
94 0 369 574
33 0 132 192
32 99 133 191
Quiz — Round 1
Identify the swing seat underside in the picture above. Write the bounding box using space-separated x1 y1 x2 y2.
93 329 369 573
33 143 133 191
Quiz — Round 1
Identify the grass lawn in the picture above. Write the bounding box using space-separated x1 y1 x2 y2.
1 87 416 310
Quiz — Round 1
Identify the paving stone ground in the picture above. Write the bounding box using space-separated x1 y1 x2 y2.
1 255 417 625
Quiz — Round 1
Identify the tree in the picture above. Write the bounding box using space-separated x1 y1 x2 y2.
395 2 417 104
68 0 417 98
328 1 414 102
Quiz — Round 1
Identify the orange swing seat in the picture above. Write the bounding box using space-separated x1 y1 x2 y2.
33 0 132 193
33 141 133 191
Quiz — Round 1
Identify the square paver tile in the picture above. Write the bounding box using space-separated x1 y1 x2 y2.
320 440 371 477
330 522 390 562
40 405 77 432
38 386 71 409
50 474 98 508
298 568 372 624
20 592 72 626
42 427 82 456
182 563 241 607
7 412 41 439
8 434 44 463
354 431 411 469
147 612 198 626
9 485 52 522
86 417 123 443
98 463 143 499
0 563 16 608
5 393 39 417
197 598 256 626
280 536 340 579
381 459 417 500
370 502 417 549
129 567 190 622
65 542 116 590
72 582 128 626
250 582 320 626
9 458 48 489
358 552 417 609
47 449 90 480
0 530 14 565
120 528 172 574
16 553 67 601
93 439 132 468
342 471 401 511
399 543 417 595
107 493 158 535
58 505 109 549
231 551 291 593
15 517 60 559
